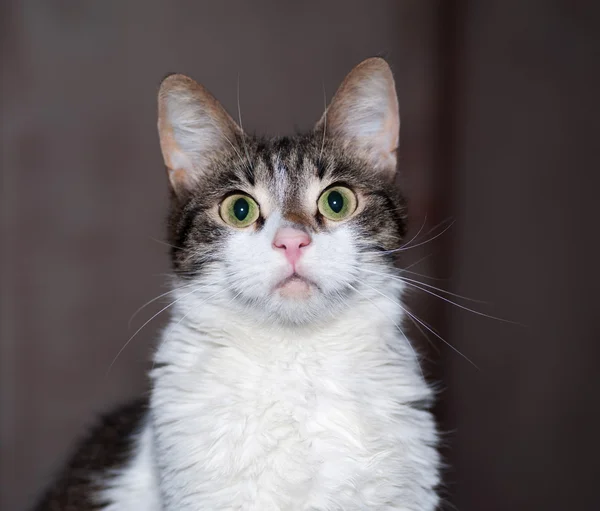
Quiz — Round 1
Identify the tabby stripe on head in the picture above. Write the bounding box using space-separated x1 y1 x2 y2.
316 159 328 180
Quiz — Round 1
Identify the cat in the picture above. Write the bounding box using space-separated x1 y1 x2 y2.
34 57 440 511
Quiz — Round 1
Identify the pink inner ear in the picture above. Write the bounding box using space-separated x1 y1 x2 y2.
381 109 400 154
157 73 244 192
316 58 399 175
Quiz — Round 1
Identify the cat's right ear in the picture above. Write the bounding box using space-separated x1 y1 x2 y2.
315 58 400 179
157 74 242 193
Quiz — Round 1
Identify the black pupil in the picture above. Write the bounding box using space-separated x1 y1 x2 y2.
233 197 250 221
327 190 344 214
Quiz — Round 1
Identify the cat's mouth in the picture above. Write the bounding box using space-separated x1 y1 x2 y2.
274 273 316 299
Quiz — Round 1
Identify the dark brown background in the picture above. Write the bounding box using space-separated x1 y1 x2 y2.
1 1 599 510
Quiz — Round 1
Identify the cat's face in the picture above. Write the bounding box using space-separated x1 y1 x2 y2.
159 58 406 325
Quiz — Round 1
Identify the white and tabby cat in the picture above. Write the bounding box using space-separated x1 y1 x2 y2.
35 58 440 511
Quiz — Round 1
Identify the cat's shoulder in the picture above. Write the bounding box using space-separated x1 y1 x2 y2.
32 398 148 511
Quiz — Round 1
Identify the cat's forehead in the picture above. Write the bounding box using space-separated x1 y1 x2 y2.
255 138 321 186
246 138 328 218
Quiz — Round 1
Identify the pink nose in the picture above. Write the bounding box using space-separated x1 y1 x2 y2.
272 227 311 266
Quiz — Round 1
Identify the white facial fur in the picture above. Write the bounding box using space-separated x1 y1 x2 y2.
226 215 357 321
221 170 365 324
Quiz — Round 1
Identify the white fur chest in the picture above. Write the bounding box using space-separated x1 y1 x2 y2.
147 301 439 511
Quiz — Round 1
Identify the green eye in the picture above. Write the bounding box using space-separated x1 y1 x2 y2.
219 193 260 228
317 186 357 221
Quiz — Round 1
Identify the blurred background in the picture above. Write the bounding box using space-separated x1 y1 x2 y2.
1 1 599 510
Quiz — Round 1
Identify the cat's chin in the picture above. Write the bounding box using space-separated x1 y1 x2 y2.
275 275 313 299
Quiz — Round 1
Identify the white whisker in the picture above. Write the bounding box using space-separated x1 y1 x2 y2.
128 283 195 329
151 284 235 371
356 279 478 368
400 213 428 252
345 282 424 379
237 73 254 173
319 82 327 162
401 279 518 324
380 219 455 255
106 284 211 375
399 267 446 281
361 267 487 304
128 275 232 329
149 236 185 251
403 253 433 270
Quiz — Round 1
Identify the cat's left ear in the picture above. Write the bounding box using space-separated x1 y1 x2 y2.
316 58 400 178
158 74 243 193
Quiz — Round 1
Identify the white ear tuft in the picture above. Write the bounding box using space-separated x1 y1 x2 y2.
157 74 242 192
317 58 400 176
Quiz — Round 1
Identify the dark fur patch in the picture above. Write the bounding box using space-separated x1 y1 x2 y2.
32 399 148 511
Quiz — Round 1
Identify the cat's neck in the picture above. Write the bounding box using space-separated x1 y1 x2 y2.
147 278 434 511
152 279 414 370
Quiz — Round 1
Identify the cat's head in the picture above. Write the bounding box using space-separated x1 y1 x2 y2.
157 58 406 326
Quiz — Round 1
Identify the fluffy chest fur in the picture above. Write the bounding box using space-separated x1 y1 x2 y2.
138 297 439 511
